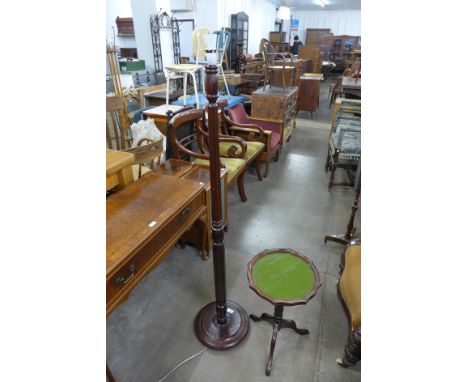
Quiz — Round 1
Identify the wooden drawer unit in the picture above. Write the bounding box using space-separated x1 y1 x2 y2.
251 86 298 143
106 172 205 315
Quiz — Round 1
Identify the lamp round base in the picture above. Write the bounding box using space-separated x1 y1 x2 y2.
194 300 250 350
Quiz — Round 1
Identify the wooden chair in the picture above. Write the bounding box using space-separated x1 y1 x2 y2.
336 241 361 368
123 137 164 181
106 95 133 150
328 77 344 109
167 108 249 202
224 102 282 178
259 38 295 91
204 100 265 181
325 100 361 190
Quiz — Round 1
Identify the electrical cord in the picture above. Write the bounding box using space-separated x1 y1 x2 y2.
157 347 207 382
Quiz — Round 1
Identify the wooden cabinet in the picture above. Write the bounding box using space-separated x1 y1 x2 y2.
115 17 135 36
269 32 289 53
269 32 286 42
106 172 206 315
297 74 322 113
331 35 360 62
230 12 249 73
305 28 333 60
251 86 298 144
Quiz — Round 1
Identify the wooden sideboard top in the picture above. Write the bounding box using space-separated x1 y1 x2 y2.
106 172 204 273
106 149 134 176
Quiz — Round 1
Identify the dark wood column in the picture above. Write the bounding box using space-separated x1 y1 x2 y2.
194 64 249 349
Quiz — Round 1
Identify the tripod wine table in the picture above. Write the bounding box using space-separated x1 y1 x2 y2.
247 249 322 376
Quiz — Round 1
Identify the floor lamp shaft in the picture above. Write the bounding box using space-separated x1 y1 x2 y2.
205 64 227 324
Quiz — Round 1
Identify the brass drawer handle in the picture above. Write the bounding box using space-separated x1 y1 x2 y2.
179 206 191 222
115 263 136 285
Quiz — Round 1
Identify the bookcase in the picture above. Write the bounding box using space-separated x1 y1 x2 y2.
230 12 249 73
331 35 360 62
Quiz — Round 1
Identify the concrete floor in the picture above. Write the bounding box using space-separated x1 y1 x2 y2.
107 77 361 381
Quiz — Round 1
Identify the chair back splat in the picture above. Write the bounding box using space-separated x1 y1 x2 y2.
106 95 132 150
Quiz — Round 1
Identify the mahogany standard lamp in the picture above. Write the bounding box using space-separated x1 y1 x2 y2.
194 63 250 349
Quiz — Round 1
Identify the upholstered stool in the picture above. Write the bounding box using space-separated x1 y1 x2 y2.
247 249 322 376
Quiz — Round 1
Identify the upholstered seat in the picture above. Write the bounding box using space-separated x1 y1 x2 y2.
336 243 361 368
194 157 247 184
326 100 361 190
338 245 361 329
332 129 361 156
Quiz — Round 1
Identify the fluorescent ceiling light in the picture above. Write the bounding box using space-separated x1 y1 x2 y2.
277 6 291 20
318 0 325 7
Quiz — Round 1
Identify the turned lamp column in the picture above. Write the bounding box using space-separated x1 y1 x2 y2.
194 64 249 349
206 64 227 324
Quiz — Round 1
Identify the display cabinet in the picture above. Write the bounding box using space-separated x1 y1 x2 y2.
230 11 249 73
331 35 360 62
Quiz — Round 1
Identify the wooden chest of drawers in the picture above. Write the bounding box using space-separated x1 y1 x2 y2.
106 172 206 315
251 86 298 143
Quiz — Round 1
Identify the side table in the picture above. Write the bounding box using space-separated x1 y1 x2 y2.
247 249 322 376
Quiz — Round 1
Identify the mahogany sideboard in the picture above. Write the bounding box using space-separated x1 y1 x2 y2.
106 172 206 316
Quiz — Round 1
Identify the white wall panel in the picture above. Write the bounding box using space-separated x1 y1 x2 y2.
106 0 135 48
292 10 361 43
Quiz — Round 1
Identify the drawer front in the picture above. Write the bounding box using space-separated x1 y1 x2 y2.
106 192 204 309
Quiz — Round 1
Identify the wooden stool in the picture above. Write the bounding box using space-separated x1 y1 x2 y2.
247 249 322 376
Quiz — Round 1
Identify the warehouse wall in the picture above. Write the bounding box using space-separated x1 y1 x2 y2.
288 10 361 43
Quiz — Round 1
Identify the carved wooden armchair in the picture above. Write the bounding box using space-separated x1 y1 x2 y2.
259 38 295 91
167 108 249 202
336 240 361 368
223 102 282 178
325 100 361 190
202 100 265 181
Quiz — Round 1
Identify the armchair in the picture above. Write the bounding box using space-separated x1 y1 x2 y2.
259 38 295 91
336 241 361 368
224 102 282 178
210 100 265 181
167 108 249 202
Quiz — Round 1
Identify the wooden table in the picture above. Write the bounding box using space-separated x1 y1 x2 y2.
106 172 206 316
143 104 185 136
341 77 361 98
106 149 134 191
247 249 322 376
144 89 183 107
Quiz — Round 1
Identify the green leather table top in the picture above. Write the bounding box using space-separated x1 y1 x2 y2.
250 252 318 302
